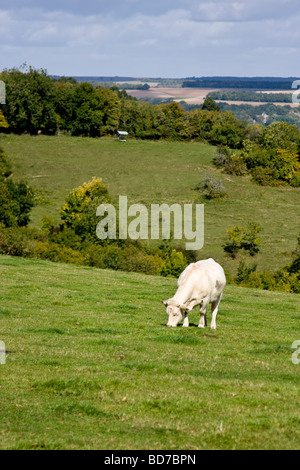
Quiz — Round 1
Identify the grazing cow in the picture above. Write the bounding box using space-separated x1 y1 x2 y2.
162 258 226 329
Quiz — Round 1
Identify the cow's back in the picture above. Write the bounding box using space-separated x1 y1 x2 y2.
182 258 226 300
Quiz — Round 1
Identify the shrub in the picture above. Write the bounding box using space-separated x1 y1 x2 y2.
8 180 35 227
236 261 277 290
60 177 111 242
223 225 246 258
241 128 300 186
241 221 262 256
224 222 262 258
235 260 300 292
213 145 247 176
196 175 227 200
160 249 187 278
0 225 35 257
0 145 34 227
85 243 164 275
223 152 247 176
33 241 86 265
0 146 12 178
212 145 231 168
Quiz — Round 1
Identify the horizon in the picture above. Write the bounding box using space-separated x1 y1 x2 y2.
50 75 300 80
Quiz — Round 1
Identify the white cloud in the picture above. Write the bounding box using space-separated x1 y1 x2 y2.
0 1 300 76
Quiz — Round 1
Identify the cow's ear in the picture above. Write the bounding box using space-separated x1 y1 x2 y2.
162 300 168 306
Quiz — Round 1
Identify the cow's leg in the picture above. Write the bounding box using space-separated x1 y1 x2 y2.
182 313 189 327
210 294 222 330
198 312 206 328
198 300 208 328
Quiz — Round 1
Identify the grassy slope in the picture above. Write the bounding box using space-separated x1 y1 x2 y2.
1 134 299 276
0 136 300 273
0 254 300 450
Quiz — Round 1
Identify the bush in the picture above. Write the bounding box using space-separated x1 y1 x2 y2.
160 249 187 278
60 177 111 242
223 225 246 258
212 145 231 168
235 260 299 293
0 146 12 178
85 243 164 275
224 222 262 258
213 146 247 176
33 241 86 265
236 261 276 290
196 175 227 200
0 145 34 227
241 221 262 256
241 128 300 186
0 225 35 257
223 152 247 176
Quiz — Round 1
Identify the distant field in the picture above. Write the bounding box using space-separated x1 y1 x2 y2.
126 87 298 107
0 255 299 449
126 87 219 105
1 134 299 276
215 100 299 108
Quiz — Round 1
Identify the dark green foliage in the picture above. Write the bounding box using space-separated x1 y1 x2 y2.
202 96 221 111
223 222 262 258
235 260 300 293
209 90 294 103
60 178 111 242
288 234 300 275
0 65 58 134
213 122 300 186
0 66 248 147
182 78 296 89
0 146 12 178
0 145 34 227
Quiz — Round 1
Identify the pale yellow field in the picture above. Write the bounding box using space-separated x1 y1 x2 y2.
126 87 299 107
126 87 220 104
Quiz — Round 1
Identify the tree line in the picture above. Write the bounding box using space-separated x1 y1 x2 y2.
208 90 293 103
182 78 297 90
0 66 252 148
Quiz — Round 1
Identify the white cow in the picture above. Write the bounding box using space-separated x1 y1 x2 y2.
162 258 226 329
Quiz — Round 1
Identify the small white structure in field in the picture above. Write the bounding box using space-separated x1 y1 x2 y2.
117 130 128 142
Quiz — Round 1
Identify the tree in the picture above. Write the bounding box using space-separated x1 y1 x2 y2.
202 96 221 112
97 86 121 136
223 222 262 258
0 146 34 227
70 83 104 136
259 122 300 152
0 65 58 134
60 178 111 242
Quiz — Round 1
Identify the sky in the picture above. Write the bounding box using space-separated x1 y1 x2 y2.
0 0 300 78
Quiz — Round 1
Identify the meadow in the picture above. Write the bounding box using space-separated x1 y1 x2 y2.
0 254 299 450
1 134 299 277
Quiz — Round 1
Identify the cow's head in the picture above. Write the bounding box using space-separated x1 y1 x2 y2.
162 299 190 327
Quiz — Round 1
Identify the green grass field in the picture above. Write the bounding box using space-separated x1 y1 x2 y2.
0 255 300 450
1 134 299 276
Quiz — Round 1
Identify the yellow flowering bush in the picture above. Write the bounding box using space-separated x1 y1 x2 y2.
60 178 111 241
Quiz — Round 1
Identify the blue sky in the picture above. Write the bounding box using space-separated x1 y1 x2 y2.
1 0 299 77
